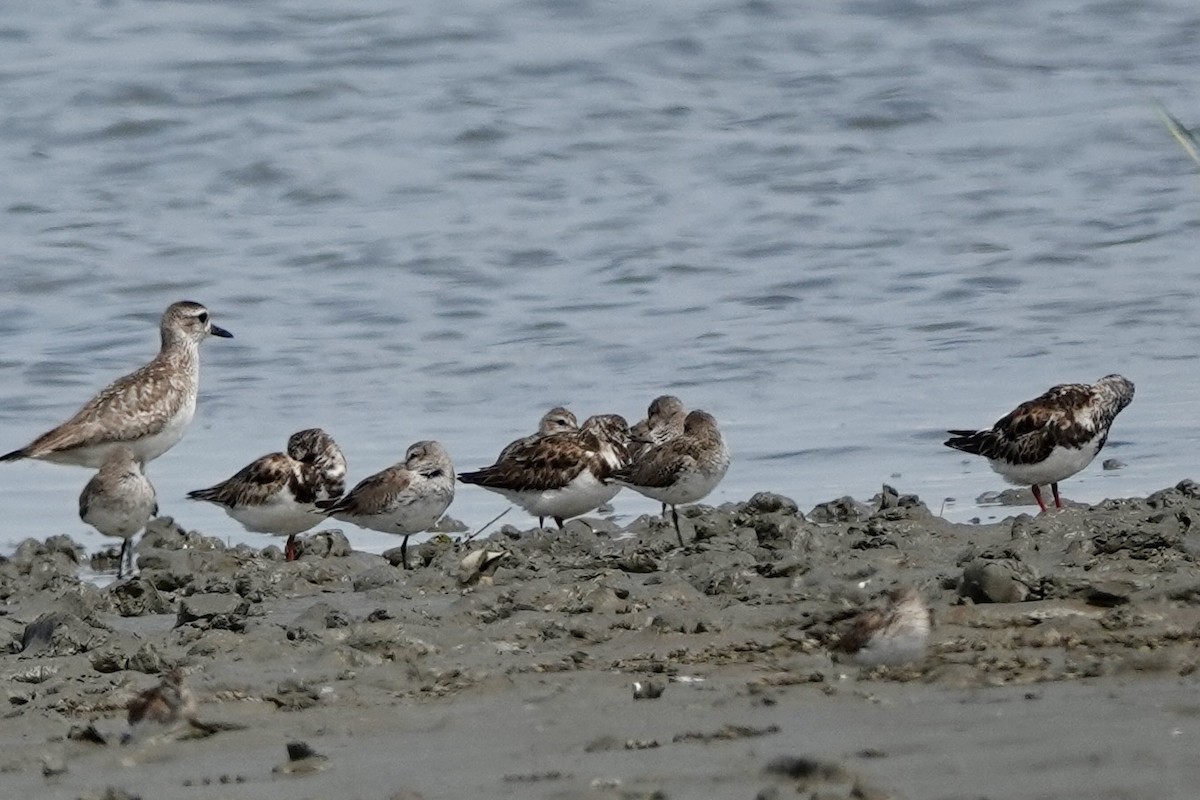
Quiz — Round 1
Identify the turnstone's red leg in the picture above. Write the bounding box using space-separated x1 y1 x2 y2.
1031 485 1048 513
1051 482 1063 508
285 535 297 561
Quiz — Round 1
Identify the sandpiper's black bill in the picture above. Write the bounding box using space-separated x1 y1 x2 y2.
210 324 233 338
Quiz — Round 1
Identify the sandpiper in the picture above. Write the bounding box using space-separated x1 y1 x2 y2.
945 374 1135 512
1 301 232 467
834 587 931 668
610 409 729 546
497 406 578 461
459 414 630 529
317 440 455 569
187 428 346 561
124 666 197 744
78 446 157 579
629 395 687 514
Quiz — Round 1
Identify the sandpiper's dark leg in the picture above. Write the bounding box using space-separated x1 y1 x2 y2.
1051 482 1063 508
554 517 565 529
401 535 409 570
660 502 667 517
671 505 684 547
117 539 128 579
1031 485 1048 513
285 535 298 562
538 516 546 529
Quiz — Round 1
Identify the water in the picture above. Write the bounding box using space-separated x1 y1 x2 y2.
2 0 1199 555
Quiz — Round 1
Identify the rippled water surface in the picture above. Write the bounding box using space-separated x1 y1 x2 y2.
3 0 1200 554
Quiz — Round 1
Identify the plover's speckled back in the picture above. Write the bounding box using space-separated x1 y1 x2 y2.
945 374 1135 512
497 406 578 461
459 414 631 531
835 587 931 668
611 409 729 546
2 301 233 468
187 428 346 560
78 446 157 579
318 440 455 569
124 667 197 744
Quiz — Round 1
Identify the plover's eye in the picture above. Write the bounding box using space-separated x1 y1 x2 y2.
198 311 209 323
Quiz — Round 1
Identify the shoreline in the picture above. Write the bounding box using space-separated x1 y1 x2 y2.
3 482 1199 798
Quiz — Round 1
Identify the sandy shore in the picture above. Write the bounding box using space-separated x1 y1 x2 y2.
2 483 1199 799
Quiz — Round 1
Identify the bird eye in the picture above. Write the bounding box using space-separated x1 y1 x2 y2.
198 312 209 323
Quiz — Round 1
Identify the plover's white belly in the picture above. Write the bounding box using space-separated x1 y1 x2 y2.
850 622 931 668
46 398 196 468
501 470 620 520
227 496 321 536
990 440 1101 486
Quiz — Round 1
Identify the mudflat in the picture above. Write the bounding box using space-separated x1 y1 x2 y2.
3 483 1199 799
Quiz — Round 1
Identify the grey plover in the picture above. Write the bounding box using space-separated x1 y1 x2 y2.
1 301 232 467
497 406 578 461
835 587 931 668
459 414 630 529
123 667 197 744
610 409 729 546
944 374 1135 512
78 446 157 579
317 440 454 569
187 428 346 560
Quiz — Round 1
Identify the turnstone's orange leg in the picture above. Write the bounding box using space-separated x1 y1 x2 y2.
1051 482 1063 508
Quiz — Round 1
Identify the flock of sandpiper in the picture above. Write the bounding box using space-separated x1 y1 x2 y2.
0 301 1140 732
1 301 733 575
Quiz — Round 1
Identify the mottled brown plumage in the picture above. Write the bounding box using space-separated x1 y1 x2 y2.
497 406 579 461
187 428 346 560
124 667 197 743
459 414 630 528
945 374 1134 511
611 410 729 546
835 587 931 668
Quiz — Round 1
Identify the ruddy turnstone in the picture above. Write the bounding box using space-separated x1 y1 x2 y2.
610 409 729 546
187 428 346 561
317 440 455 569
458 414 631 529
944 374 1134 512
124 666 197 744
834 586 931 668
497 406 578 461
78 446 157 579
1 301 232 467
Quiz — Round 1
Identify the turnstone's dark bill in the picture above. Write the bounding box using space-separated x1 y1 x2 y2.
2 301 232 468
317 440 455 569
497 406 578 461
945 374 1134 512
834 587 931 668
78 446 157 579
458 414 630 530
124 667 197 744
187 428 346 561
610 409 729 546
